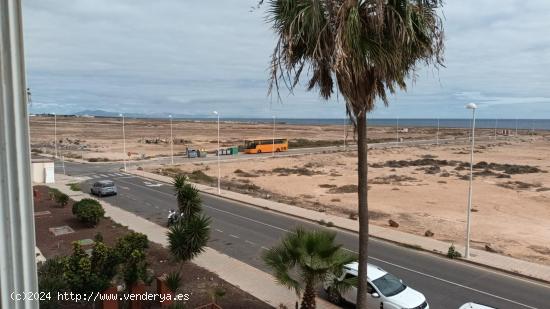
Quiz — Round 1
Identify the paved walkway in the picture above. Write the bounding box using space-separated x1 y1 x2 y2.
47 175 338 309
128 170 550 283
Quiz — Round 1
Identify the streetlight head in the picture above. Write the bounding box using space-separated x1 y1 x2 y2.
119 113 123 117
169 114 172 118
466 103 477 110
213 111 218 115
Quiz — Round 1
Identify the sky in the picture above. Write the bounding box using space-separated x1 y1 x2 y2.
23 0 550 119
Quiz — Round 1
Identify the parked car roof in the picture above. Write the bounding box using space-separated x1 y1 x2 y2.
459 303 497 309
343 262 387 281
95 180 114 185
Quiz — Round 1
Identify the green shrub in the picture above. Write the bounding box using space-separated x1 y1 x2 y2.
88 157 109 162
165 271 182 293
38 257 67 309
72 198 105 226
67 183 81 191
115 232 149 259
122 249 148 287
48 188 61 200
54 192 70 207
447 244 462 259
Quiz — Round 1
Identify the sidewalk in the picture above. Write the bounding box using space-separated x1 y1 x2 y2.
128 169 550 284
48 175 338 309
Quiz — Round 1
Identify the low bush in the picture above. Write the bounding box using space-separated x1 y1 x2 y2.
447 244 462 259
115 232 149 259
72 198 105 226
67 183 81 192
38 257 67 309
187 170 214 183
88 157 110 162
48 188 61 200
165 271 182 293
54 192 70 208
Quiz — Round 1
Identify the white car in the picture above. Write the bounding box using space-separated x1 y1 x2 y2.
325 262 429 309
459 303 497 309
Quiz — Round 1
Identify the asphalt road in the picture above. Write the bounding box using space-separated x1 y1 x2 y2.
55 161 550 309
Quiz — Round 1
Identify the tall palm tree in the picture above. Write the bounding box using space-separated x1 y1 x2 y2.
173 174 202 220
264 0 444 307
263 228 356 309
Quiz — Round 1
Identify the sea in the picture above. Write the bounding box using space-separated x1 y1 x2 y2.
196 118 550 130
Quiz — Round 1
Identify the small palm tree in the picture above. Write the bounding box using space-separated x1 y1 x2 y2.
165 271 182 294
263 228 356 309
168 214 211 272
173 174 202 220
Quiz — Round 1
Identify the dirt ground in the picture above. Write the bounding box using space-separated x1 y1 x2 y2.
148 136 550 266
33 185 271 309
29 116 502 161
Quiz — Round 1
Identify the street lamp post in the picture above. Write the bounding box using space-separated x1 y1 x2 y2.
213 111 220 194
272 116 276 157
436 118 440 145
465 102 477 259
494 119 498 140
396 117 399 143
120 113 127 171
53 112 57 158
344 112 347 149
169 115 174 165
515 118 519 136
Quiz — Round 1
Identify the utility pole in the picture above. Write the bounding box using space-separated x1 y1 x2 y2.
169 115 174 165
396 116 399 143
0 0 40 307
53 112 57 158
120 113 127 171
436 118 440 145
465 103 477 259
272 116 276 157
344 111 347 149
494 118 498 140
213 111 220 194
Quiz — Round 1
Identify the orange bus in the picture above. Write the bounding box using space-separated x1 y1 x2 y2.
244 138 288 154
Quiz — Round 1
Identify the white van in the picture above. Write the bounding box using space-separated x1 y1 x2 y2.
325 262 429 309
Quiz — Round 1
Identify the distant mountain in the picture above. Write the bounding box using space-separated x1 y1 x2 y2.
73 109 212 119
74 110 121 117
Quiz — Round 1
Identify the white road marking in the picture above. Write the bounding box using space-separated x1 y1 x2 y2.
143 181 163 187
112 175 547 308
245 240 256 246
229 234 240 239
215 229 224 233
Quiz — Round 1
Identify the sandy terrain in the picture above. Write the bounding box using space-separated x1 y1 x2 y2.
148 137 550 265
29 116 550 264
29 116 502 161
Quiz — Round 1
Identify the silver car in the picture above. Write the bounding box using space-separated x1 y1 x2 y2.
90 180 117 197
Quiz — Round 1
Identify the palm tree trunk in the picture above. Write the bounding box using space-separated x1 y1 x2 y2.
356 112 369 308
300 281 316 309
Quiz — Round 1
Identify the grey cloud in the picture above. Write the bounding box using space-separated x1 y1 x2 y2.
24 0 550 118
